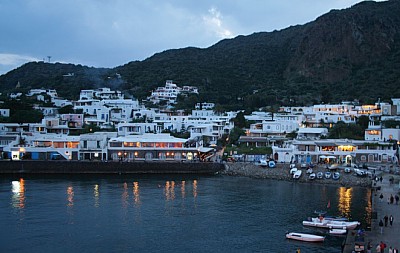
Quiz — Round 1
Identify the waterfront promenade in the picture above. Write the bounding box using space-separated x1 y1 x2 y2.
343 172 400 252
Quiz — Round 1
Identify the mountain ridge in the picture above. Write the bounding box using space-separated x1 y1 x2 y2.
1 0 400 109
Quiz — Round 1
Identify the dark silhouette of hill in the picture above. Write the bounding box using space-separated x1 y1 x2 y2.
1 0 400 109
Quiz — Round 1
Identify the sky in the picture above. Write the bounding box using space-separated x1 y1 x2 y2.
0 0 382 75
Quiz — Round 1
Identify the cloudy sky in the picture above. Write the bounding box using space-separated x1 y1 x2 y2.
0 0 378 75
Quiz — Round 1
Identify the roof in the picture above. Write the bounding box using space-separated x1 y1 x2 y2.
298 128 328 134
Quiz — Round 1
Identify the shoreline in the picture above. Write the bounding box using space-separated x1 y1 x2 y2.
221 162 373 187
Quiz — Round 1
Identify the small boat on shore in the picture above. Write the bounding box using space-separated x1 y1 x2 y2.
333 172 340 180
293 170 302 179
325 172 332 179
308 173 316 180
316 172 323 179
285 232 325 242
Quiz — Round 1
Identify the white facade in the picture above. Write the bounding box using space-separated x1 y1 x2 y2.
272 139 398 165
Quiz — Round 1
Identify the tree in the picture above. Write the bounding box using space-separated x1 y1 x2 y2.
356 115 370 130
228 127 245 145
233 111 247 128
58 105 75 114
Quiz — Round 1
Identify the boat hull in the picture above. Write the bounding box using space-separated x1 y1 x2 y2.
286 232 325 242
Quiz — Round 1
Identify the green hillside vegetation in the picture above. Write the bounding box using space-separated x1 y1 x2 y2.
1 1 400 111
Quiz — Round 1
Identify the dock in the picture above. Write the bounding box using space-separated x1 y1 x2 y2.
342 172 400 252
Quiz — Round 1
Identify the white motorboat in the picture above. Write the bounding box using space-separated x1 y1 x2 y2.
329 228 347 235
293 170 302 179
285 232 325 242
306 168 313 174
308 173 316 180
303 218 360 230
316 172 323 179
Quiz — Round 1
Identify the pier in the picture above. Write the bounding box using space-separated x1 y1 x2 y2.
342 172 400 252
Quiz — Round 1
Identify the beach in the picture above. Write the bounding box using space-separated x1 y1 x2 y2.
222 162 373 187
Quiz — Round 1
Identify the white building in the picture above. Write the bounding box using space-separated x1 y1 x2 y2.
148 80 198 105
107 133 200 161
272 139 398 165
296 127 328 140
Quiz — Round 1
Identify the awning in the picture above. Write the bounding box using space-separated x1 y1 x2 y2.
319 155 327 159
327 156 336 159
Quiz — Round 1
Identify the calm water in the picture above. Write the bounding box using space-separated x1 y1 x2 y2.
0 174 371 253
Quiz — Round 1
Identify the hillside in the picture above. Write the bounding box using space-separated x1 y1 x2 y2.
1 0 400 109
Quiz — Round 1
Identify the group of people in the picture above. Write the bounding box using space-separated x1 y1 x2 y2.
375 242 399 253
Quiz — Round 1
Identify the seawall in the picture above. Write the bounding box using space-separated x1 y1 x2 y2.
0 160 224 174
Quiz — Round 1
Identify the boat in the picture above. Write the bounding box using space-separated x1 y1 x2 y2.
308 173 316 180
306 168 313 174
329 227 347 235
293 170 302 179
324 216 349 221
333 172 340 180
316 172 323 179
303 218 360 230
256 159 268 167
285 232 325 242
290 167 298 175
290 163 296 169
344 167 351 173
268 160 276 168
324 172 331 179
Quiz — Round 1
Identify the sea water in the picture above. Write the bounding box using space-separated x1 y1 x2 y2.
0 174 371 253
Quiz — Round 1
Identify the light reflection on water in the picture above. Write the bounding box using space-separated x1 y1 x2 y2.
94 184 99 207
11 178 25 209
3 176 371 253
338 187 352 217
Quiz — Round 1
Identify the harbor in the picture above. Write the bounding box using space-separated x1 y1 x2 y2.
342 172 400 253
222 161 400 252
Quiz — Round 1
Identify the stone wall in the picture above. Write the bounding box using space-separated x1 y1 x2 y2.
0 160 224 174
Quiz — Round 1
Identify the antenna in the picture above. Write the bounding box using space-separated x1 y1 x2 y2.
47 56 51 63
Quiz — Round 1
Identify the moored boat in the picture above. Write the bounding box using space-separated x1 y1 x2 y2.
303 218 360 230
285 232 325 242
329 227 347 235
308 173 316 180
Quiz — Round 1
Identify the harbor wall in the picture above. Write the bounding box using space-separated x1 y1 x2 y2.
0 160 224 174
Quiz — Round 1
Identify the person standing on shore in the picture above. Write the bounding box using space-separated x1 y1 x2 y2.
379 219 384 234
384 215 389 227
380 193 384 202
389 215 393 226
380 241 386 253
395 194 399 205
